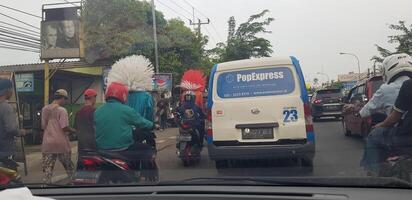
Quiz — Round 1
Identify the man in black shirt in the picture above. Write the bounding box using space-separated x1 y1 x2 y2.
361 79 412 175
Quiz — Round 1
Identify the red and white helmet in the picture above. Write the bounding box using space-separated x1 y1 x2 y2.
382 53 412 83
105 82 129 103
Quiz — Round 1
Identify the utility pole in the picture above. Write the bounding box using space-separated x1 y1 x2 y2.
190 18 210 36
151 0 160 73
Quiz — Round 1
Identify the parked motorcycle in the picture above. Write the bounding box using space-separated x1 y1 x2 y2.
74 147 158 185
175 112 202 166
0 158 21 187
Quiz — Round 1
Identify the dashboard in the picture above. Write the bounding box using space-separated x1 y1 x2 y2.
30 185 412 200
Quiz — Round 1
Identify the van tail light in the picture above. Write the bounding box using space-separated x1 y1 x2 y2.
206 109 213 138
110 159 130 170
304 103 315 142
314 99 322 104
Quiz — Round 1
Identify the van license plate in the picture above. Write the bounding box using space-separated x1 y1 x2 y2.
242 128 274 140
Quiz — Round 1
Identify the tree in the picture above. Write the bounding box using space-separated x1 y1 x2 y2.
372 21 412 62
82 0 210 82
210 10 274 62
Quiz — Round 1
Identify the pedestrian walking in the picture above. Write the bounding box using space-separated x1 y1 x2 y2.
0 78 26 161
74 89 97 156
41 89 76 183
156 93 168 131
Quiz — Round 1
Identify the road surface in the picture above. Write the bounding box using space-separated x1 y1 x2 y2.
21 119 366 184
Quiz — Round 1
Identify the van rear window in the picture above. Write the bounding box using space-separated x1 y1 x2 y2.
217 67 295 98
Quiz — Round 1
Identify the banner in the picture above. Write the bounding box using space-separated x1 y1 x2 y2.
153 73 173 92
217 67 295 98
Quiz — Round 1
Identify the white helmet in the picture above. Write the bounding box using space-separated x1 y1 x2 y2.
382 53 412 83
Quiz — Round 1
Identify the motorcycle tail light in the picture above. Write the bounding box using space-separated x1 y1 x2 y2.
82 156 104 169
0 172 10 185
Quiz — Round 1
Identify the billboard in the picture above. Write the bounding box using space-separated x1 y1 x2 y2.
153 73 173 92
41 7 81 59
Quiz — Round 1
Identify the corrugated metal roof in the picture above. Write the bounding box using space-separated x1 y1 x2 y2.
0 61 111 72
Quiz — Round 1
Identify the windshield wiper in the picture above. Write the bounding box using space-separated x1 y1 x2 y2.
159 176 412 188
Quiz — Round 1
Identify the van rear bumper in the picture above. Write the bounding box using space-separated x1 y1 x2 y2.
208 141 315 161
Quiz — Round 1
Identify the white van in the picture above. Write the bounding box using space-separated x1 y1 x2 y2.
206 56 315 170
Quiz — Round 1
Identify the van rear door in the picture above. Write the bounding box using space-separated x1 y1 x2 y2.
211 64 307 144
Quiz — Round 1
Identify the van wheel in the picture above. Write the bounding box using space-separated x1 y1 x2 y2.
342 121 351 136
215 160 229 173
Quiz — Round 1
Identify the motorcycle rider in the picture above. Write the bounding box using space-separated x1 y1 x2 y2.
177 91 205 147
0 79 26 170
360 54 412 175
358 53 412 119
94 82 155 163
361 79 412 176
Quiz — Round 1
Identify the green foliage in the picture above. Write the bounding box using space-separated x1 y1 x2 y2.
82 0 212 83
211 10 274 62
372 21 412 62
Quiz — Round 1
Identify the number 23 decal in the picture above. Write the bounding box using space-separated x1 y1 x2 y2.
283 109 298 122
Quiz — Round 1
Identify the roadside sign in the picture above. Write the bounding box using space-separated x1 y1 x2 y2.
16 73 34 92
153 73 173 92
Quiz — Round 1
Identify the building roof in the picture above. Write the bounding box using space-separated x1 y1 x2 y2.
337 72 368 82
0 61 111 73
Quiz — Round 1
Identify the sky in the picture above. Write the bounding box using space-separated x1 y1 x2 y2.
0 0 411 83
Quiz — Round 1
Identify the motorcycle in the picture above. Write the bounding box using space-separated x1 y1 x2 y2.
74 147 158 185
0 158 21 187
175 112 202 166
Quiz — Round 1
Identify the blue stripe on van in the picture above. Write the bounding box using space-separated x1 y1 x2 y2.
207 64 218 109
207 64 218 144
290 56 315 143
290 56 309 103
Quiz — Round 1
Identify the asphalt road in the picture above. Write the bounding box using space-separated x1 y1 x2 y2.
157 118 367 181
21 119 367 184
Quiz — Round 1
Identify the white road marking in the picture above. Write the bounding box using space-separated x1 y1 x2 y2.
168 136 176 139
157 140 166 143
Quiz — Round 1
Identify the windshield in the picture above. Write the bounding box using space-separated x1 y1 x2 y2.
1 0 412 191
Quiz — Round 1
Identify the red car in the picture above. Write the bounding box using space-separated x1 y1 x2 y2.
342 75 383 137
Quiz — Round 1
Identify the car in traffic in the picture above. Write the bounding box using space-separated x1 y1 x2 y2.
342 75 384 137
206 56 315 171
310 88 344 120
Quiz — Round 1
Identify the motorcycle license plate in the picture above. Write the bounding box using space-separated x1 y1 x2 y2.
177 134 192 142
242 128 274 140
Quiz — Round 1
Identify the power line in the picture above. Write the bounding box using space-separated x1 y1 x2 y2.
180 0 224 42
0 37 40 49
0 43 39 53
0 13 40 30
204 25 217 45
0 28 40 41
168 0 193 16
0 4 42 19
181 0 208 19
62 0 79 7
157 0 191 20
0 32 40 45
0 21 40 35
0 25 40 37
210 22 224 42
